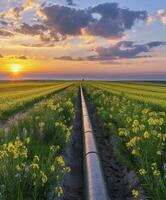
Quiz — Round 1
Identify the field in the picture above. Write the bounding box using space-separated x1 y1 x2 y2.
0 81 73 119
87 81 166 109
83 81 166 200
0 81 165 200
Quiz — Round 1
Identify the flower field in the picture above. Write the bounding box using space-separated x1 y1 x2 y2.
0 81 165 200
83 83 166 200
0 85 77 199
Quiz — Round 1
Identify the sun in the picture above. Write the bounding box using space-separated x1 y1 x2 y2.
10 64 22 74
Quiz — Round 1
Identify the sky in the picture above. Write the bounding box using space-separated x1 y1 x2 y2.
0 0 166 80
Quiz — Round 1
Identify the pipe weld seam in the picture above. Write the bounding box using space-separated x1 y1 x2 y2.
84 151 98 158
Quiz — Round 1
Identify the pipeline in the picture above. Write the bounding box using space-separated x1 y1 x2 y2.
80 86 110 200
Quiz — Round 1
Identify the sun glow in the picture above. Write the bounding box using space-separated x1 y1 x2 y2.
10 64 22 74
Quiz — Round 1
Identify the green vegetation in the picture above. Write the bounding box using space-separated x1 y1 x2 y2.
0 81 73 119
0 86 77 199
83 83 166 200
88 81 166 110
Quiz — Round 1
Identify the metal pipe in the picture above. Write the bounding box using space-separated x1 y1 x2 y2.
80 86 110 200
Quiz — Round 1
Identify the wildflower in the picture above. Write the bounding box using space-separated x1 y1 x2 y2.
148 117 156 126
139 168 147 176
153 170 160 176
55 156 65 167
33 155 40 162
126 136 140 148
118 128 128 137
50 165 56 172
62 167 71 173
35 116 39 120
151 162 157 170
142 109 149 115
54 186 63 197
131 149 139 156
24 137 30 145
39 122 45 128
30 163 39 170
0 151 6 160
16 164 21 171
156 150 162 155
132 189 139 198
143 131 150 139
50 145 56 152
132 120 139 127
158 118 164 125
40 171 48 184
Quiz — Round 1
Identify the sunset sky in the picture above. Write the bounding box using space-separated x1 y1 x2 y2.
0 0 166 80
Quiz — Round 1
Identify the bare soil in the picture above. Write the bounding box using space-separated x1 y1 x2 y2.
57 93 83 200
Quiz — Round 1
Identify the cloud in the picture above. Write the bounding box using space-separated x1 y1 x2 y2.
1 2 148 46
17 55 28 59
0 0 39 20
41 5 92 36
66 0 76 6
15 23 46 35
0 30 14 37
39 3 147 41
53 41 166 62
54 56 83 61
93 41 166 60
146 15 156 25
85 3 147 38
158 9 166 25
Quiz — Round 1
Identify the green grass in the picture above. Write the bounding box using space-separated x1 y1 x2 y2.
87 81 166 110
0 81 73 119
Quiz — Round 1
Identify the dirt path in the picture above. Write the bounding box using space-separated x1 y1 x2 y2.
58 93 83 200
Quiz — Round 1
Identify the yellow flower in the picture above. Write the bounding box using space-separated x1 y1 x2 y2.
156 150 162 155
118 128 128 137
151 162 157 169
24 137 30 145
158 118 164 125
30 163 39 170
148 117 156 126
40 171 48 184
143 131 150 139
33 155 40 162
132 189 139 198
132 120 139 127
126 136 140 148
16 164 21 171
153 170 160 176
55 156 65 167
139 168 147 176
0 151 6 160
54 186 63 197
39 122 45 128
131 149 139 156
50 165 56 172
